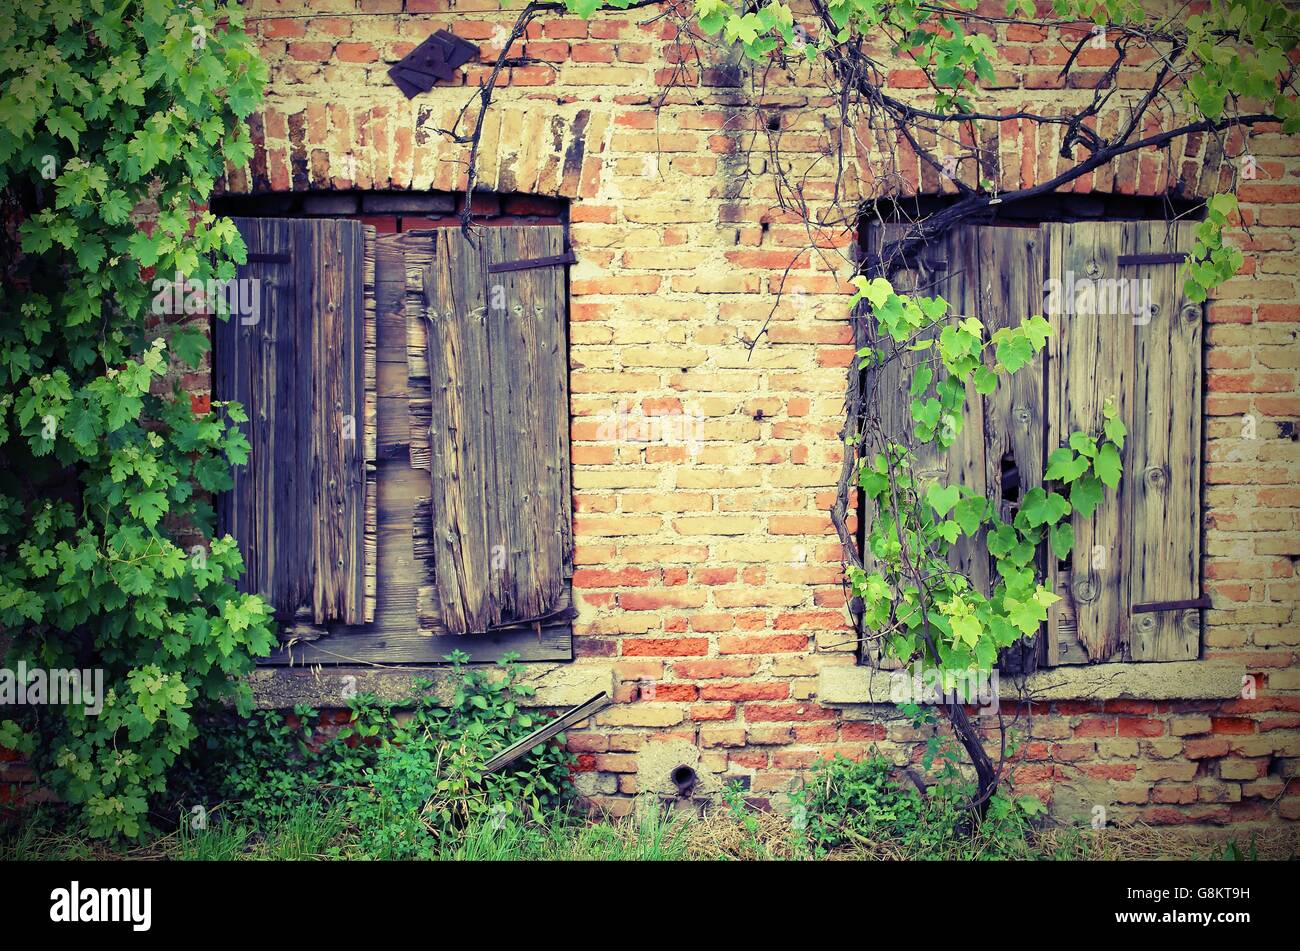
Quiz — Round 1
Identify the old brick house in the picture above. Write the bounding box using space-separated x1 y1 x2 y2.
199 0 1300 829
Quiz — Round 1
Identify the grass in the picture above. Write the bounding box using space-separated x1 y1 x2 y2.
4 799 1298 861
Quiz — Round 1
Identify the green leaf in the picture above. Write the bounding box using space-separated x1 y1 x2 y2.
1094 442 1122 489
1044 447 1090 483
1069 476 1104 519
1049 521 1075 560
170 328 210 369
1069 431 1098 458
994 334 1034 373
953 496 987 537
1020 487 1071 528
1021 314 1051 351
926 482 961 518
127 489 168 528
1103 414 1127 450
909 363 933 398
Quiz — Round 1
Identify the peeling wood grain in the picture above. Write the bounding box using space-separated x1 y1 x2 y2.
1126 220 1202 662
1045 220 1132 664
217 218 369 626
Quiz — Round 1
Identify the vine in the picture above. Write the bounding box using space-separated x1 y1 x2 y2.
0 1 272 838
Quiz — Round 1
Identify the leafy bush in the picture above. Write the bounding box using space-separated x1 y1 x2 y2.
789 708 1045 860
176 652 575 858
0 0 271 840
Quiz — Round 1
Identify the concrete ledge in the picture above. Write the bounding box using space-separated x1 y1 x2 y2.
819 661 1245 706
245 661 613 710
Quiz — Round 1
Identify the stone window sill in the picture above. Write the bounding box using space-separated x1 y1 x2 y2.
818 661 1245 706
244 661 613 710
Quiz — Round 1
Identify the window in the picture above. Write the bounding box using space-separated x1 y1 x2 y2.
859 216 1204 670
213 216 575 664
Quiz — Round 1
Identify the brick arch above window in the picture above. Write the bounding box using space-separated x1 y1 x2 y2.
838 107 1233 204
221 103 610 201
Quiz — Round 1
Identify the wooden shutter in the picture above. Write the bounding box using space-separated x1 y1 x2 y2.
1044 220 1203 664
214 218 376 626
860 218 1202 669
976 227 1048 674
859 223 1045 669
405 226 575 635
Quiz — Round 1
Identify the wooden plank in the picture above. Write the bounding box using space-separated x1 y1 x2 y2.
363 227 378 623
859 222 928 669
375 236 409 365
1044 220 1132 664
484 226 572 623
979 226 1047 674
377 397 411 458
264 621 573 665
1127 220 1202 662
225 218 300 611
483 692 611 774
426 229 497 632
404 234 433 471
938 225 989 596
218 218 368 626
301 218 368 625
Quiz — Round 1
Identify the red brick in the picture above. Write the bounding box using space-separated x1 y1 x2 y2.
674 658 759 679
620 638 709 657
1117 717 1165 738
717 634 808 654
699 682 789 701
1074 717 1117 737
1210 717 1256 734
744 704 837 722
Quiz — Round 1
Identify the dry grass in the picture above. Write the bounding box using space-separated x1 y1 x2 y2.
667 805 1300 861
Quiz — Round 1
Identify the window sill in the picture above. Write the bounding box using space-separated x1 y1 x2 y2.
244 660 613 710
818 661 1244 706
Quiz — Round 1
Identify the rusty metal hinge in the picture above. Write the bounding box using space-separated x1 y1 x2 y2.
1117 252 1187 266
487 250 577 274
1131 594 1211 614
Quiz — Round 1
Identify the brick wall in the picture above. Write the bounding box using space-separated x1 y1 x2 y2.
187 0 1300 828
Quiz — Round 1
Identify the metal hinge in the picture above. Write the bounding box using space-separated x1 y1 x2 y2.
1117 252 1187 266
487 250 577 274
1131 594 1211 614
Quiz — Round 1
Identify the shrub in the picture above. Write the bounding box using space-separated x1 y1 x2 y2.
788 707 1045 860
175 651 575 857
0 1 272 839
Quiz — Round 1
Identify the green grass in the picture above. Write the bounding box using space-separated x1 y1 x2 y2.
4 799 1296 861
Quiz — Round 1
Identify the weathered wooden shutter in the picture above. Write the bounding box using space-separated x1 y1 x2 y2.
860 223 1045 669
214 218 377 626
406 226 575 635
975 226 1048 674
860 218 1202 669
1044 219 1203 664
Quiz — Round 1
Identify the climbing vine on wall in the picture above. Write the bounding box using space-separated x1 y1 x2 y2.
0 0 272 838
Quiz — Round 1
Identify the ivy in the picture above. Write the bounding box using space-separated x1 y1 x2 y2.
0 1 271 839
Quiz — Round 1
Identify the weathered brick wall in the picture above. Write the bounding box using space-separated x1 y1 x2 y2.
191 0 1300 828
